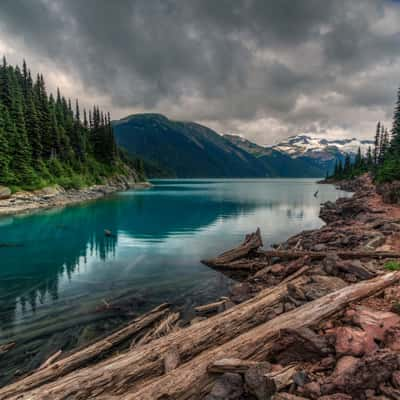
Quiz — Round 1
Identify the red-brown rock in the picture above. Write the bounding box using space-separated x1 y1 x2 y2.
335 326 377 356
319 394 352 400
352 307 400 342
392 371 400 389
384 326 400 351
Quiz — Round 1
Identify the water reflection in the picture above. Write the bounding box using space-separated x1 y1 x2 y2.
0 179 350 341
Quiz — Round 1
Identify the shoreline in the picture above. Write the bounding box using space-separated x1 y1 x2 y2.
1 175 400 398
0 177 152 217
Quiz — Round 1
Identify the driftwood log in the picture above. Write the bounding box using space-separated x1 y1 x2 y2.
207 358 262 374
202 227 400 271
0 303 169 399
0 273 306 400
202 228 263 267
261 249 400 261
4 272 399 400
128 272 400 399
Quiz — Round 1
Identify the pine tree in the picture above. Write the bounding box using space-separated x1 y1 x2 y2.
391 86 400 155
343 154 351 176
366 146 373 168
0 103 11 183
0 58 123 189
373 121 381 165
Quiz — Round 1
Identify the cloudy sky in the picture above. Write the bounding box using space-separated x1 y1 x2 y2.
1 0 400 145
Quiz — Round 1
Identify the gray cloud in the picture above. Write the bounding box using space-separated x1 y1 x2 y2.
0 0 399 144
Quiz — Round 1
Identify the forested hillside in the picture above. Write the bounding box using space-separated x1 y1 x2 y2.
113 114 267 178
0 58 135 190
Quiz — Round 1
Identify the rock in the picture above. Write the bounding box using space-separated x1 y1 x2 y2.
384 326 400 351
314 243 326 251
319 394 352 400
245 364 275 400
0 186 11 200
352 307 400 342
205 373 244 400
229 282 254 303
272 394 309 400
392 371 400 389
322 350 399 396
270 327 332 365
331 355 359 382
292 370 309 387
271 264 285 275
299 381 321 399
379 384 400 400
335 326 377 356
34 185 63 198
323 254 341 276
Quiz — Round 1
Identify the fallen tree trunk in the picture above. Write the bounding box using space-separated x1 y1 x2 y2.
202 228 263 267
0 303 169 399
0 274 306 399
260 249 400 261
129 272 400 400
207 358 261 374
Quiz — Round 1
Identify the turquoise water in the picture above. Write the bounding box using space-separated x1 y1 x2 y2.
0 179 349 345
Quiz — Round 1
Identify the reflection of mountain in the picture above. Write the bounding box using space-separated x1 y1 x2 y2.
0 186 259 332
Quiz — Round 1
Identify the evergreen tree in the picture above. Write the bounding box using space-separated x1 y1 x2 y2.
391 86 400 155
373 121 381 165
0 58 127 190
0 103 11 183
366 146 373 168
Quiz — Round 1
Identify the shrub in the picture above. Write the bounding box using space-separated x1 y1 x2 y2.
384 261 400 271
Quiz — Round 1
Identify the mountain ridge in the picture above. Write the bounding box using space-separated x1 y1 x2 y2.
114 114 368 178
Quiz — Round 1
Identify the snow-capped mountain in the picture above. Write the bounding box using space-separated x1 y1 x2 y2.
270 134 374 160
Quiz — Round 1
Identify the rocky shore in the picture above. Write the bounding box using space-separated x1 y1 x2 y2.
0 174 152 217
1 175 400 400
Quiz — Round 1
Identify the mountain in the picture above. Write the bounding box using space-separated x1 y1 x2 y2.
270 134 374 160
223 134 329 178
268 134 374 174
113 114 266 178
114 114 369 178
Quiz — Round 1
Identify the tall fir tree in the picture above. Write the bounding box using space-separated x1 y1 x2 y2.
391 86 400 155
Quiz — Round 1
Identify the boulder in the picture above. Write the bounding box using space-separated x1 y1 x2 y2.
322 350 399 396
352 307 400 342
245 364 275 400
335 326 377 356
0 186 11 200
205 373 244 400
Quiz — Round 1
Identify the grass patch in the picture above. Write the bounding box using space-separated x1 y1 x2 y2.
384 261 400 271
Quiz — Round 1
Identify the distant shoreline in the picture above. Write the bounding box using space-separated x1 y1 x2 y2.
0 179 152 217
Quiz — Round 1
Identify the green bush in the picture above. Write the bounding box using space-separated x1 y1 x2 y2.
384 261 400 271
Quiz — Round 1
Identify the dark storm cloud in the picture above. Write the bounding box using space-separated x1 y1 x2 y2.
0 0 399 143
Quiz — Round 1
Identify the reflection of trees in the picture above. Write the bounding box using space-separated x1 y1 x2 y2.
0 187 260 334
0 205 120 334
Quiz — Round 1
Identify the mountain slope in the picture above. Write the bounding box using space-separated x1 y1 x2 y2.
114 114 368 178
224 134 328 177
271 134 374 159
113 114 266 178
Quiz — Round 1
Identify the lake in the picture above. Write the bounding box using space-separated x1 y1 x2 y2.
0 179 349 359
